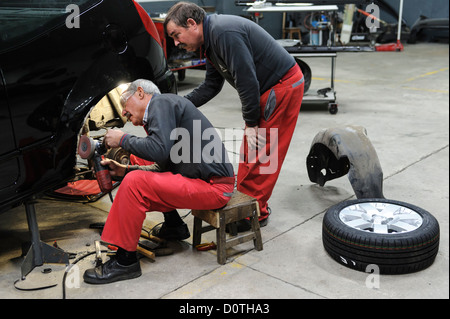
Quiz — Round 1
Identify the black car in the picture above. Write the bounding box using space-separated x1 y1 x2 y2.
0 0 177 213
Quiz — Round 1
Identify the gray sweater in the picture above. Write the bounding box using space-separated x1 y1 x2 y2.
119 94 234 182
185 14 296 127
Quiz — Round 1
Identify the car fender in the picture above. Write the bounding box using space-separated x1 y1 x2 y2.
61 51 144 130
61 0 173 132
306 125 384 199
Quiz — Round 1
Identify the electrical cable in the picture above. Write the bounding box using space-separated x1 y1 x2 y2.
63 210 190 299
16 210 192 297
13 278 58 292
62 249 108 299
13 249 101 297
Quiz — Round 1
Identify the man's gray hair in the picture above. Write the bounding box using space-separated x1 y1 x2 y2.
120 79 161 107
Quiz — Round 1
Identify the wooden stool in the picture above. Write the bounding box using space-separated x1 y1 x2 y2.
192 191 263 264
283 27 302 40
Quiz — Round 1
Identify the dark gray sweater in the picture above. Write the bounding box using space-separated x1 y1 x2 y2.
185 14 296 127
119 94 234 182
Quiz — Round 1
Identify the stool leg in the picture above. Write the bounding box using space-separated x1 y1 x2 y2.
193 216 202 247
216 214 227 264
250 207 263 251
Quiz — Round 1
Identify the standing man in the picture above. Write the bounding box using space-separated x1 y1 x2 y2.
164 2 304 231
83 79 234 284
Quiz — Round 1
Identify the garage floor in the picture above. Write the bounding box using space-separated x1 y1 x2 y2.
0 43 448 300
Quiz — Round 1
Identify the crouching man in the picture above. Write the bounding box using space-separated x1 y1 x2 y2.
83 79 234 284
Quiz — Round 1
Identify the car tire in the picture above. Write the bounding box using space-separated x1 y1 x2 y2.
295 58 311 93
322 198 440 274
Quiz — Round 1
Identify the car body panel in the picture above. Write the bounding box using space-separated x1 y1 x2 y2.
306 125 384 199
0 0 176 213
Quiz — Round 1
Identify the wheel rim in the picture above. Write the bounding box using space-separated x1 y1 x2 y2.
339 202 423 234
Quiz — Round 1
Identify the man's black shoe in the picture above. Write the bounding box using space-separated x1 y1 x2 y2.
83 258 141 285
153 222 190 241
226 216 269 233
259 217 269 227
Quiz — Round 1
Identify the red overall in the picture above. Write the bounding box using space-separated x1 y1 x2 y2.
101 156 234 251
237 64 304 220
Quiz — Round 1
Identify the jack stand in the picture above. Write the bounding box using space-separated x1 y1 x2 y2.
21 200 70 279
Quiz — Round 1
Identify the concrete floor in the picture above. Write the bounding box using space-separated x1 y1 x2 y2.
0 42 448 300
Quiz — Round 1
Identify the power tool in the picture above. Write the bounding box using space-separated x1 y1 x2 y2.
78 135 113 194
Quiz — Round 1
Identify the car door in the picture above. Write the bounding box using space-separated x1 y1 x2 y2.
0 1 97 211
0 70 20 196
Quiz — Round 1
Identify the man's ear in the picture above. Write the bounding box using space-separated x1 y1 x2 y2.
137 86 145 99
186 18 197 29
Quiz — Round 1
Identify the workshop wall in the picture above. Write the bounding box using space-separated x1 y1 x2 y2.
140 0 216 16
139 0 281 38
139 0 283 38
139 0 449 39
216 0 283 38
382 0 449 25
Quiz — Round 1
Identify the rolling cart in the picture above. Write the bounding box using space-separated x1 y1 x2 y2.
291 51 338 114
245 4 340 113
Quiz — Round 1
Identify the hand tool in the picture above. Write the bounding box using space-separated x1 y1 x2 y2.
94 240 103 267
78 135 113 194
136 246 155 261
195 242 217 251
140 229 167 245
139 239 173 257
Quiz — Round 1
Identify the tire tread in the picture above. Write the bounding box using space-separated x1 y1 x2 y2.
322 199 440 274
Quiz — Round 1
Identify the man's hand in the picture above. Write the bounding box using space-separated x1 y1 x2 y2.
104 129 125 149
100 159 127 178
244 125 266 150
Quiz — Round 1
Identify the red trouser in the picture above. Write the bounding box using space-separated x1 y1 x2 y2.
237 64 304 220
101 165 234 251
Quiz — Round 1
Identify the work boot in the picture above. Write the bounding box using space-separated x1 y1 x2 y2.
226 207 271 233
227 216 269 233
153 222 190 241
83 258 141 284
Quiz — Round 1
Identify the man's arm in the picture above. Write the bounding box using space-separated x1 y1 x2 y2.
217 31 261 127
184 60 225 107
105 98 178 164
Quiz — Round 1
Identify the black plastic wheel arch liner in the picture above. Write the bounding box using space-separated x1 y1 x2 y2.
306 125 384 199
